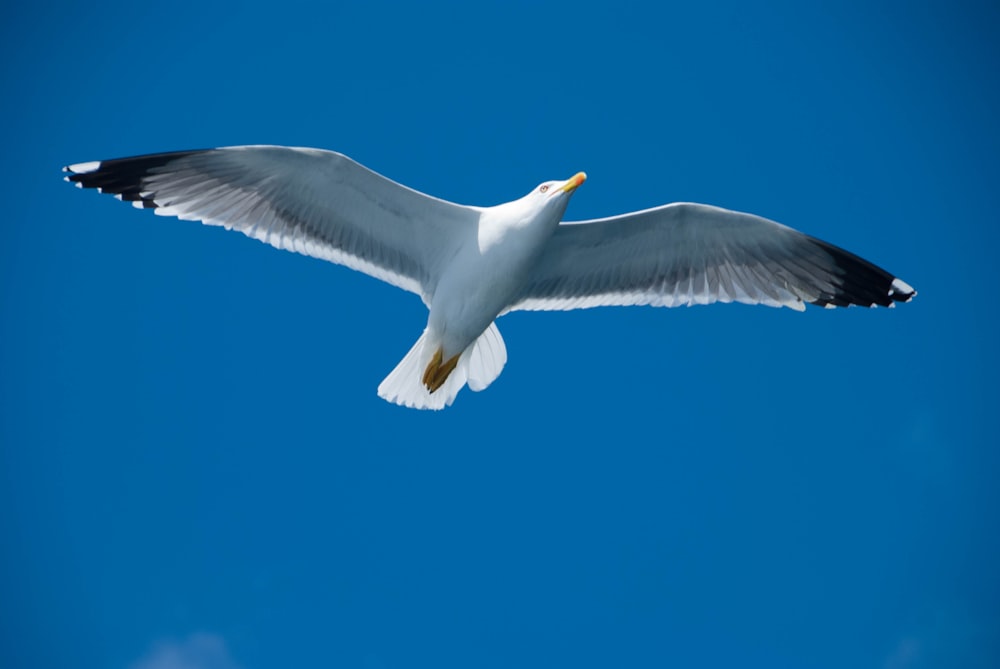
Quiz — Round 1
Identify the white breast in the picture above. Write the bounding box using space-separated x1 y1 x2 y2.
428 200 562 356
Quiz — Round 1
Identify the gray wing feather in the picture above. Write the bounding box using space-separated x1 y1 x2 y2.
509 203 914 312
65 146 479 301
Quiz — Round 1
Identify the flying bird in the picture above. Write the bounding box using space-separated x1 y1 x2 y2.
64 145 915 409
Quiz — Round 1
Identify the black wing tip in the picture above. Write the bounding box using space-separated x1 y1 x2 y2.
888 277 917 303
61 149 211 207
806 238 916 309
63 160 100 186
808 277 917 309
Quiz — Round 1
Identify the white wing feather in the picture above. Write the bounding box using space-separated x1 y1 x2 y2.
509 203 914 312
64 146 480 302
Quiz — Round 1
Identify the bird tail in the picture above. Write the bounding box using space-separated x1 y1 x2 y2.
377 322 507 410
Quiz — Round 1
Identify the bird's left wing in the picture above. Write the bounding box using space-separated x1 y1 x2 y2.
64 146 480 302
508 203 914 312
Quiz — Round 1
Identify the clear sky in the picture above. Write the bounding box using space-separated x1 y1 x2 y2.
2 1 998 668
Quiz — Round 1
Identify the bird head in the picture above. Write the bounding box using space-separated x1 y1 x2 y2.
533 172 586 199
522 171 587 213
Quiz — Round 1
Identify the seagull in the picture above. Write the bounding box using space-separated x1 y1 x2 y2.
64 145 916 410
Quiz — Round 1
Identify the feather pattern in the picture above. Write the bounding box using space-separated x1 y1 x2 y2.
64 146 480 303
64 146 915 409
509 203 915 312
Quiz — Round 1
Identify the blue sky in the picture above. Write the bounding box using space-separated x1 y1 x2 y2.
2 1 998 667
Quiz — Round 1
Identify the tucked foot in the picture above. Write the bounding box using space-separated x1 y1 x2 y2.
422 348 442 388
422 347 460 393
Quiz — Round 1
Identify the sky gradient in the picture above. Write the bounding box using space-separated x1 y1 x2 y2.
2 1 999 668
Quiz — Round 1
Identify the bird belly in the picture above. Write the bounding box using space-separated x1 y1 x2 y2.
427 238 539 357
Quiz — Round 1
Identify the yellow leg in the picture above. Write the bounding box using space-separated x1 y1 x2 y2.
422 347 461 393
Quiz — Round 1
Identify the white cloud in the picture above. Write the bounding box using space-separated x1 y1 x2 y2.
129 633 242 669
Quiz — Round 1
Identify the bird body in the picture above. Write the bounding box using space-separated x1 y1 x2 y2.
64 146 915 410
431 177 579 361
380 172 585 408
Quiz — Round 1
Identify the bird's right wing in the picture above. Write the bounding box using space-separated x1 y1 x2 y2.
509 202 915 312
64 146 481 302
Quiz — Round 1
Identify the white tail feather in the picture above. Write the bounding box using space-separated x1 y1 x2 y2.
467 322 507 392
377 323 507 410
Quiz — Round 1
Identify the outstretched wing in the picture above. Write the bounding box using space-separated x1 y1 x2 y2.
509 203 915 312
64 146 480 302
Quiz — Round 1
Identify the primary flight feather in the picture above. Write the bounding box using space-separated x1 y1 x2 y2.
63 145 916 409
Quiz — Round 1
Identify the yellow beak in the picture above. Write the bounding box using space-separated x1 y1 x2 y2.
560 171 587 193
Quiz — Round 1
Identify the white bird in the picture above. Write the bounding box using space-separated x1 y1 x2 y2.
64 145 916 410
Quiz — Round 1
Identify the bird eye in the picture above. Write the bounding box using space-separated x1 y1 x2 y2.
539 185 549 193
